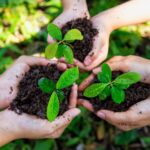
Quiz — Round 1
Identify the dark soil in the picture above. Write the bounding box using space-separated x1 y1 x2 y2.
79 71 150 112
62 18 98 62
10 65 70 119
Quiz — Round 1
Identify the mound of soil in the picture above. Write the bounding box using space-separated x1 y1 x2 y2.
10 65 70 119
79 71 150 112
62 18 98 62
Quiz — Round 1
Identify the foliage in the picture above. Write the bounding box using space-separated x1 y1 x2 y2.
84 63 141 104
38 67 79 122
45 23 83 64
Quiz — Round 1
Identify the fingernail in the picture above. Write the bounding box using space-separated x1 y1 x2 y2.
84 57 92 66
97 112 105 119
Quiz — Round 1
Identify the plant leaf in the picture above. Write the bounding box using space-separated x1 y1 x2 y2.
63 44 74 64
63 29 83 42
113 72 141 89
56 67 79 89
98 85 111 100
45 43 58 59
56 90 65 102
56 44 64 58
47 91 59 122
111 86 125 104
97 63 112 83
47 23 62 40
83 83 108 98
38 78 55 93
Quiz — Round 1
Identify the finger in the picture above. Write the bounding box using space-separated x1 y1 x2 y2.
69 84 78 109
96 109 136 126
79 73 95 91
78 99 94 112
48 108 80 133
85 44 108 70
74 59 87 71
57 62 67 71
93 67 101 75
15 56 50 67
47 35 55 43
84 35 101 66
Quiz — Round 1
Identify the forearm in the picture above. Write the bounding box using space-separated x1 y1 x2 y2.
62 0 87 11
95 0 150 32
0 111 16 147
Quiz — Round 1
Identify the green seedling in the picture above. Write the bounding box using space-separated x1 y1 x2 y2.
45 23 83 64
38 67 79 122
84 63 141 104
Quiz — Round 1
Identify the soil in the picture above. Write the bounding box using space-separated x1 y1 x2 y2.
61 18 98 62
79 71 150 112
10 64 70 119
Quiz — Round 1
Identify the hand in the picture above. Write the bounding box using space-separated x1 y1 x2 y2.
0 56 69 109
0 55 80 145
78 56 150 131
47 0 89 43
0 56 50 109
83 14 112 70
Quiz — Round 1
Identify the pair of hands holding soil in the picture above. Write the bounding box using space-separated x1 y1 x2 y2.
0 56 80 146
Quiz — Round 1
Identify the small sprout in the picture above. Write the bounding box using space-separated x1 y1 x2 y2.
45 23 84 64
38 67 79 122
84 63 141 104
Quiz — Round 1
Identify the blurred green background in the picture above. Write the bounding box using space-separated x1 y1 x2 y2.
0 0 150 149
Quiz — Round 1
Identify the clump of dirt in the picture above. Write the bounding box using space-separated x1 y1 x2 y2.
10 65 70 119
79 71 150 112
62 18 98 62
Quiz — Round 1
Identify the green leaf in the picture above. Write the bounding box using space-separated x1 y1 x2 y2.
47 23 62 40
98 85 111 100
47 92 59 122
63 44 74 64
38 78 55 94
83 83 108 98
56 90 65 102
111 86 125 104
63 29 83 42
97 63 112 83
113 72 141 89
45 43 58 59
56 67 79 89
56 44 64 58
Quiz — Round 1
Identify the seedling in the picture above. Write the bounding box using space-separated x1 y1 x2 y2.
84 63 141 104
45 23 83 64
38 67 79 122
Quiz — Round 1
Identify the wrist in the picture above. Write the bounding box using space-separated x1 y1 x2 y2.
63 0 87 12
92 13 114 34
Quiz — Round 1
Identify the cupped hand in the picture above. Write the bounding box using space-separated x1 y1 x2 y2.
83 15 112 70
0 56 68 109
47 2 89 43
78 56 150 131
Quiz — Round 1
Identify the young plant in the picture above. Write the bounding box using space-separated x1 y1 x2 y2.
83 63 141 104
45 23 83 64
38 67 79 122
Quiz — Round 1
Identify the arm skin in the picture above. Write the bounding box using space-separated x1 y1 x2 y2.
97 0 150 32
84 0 150 70
62 0 87 11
